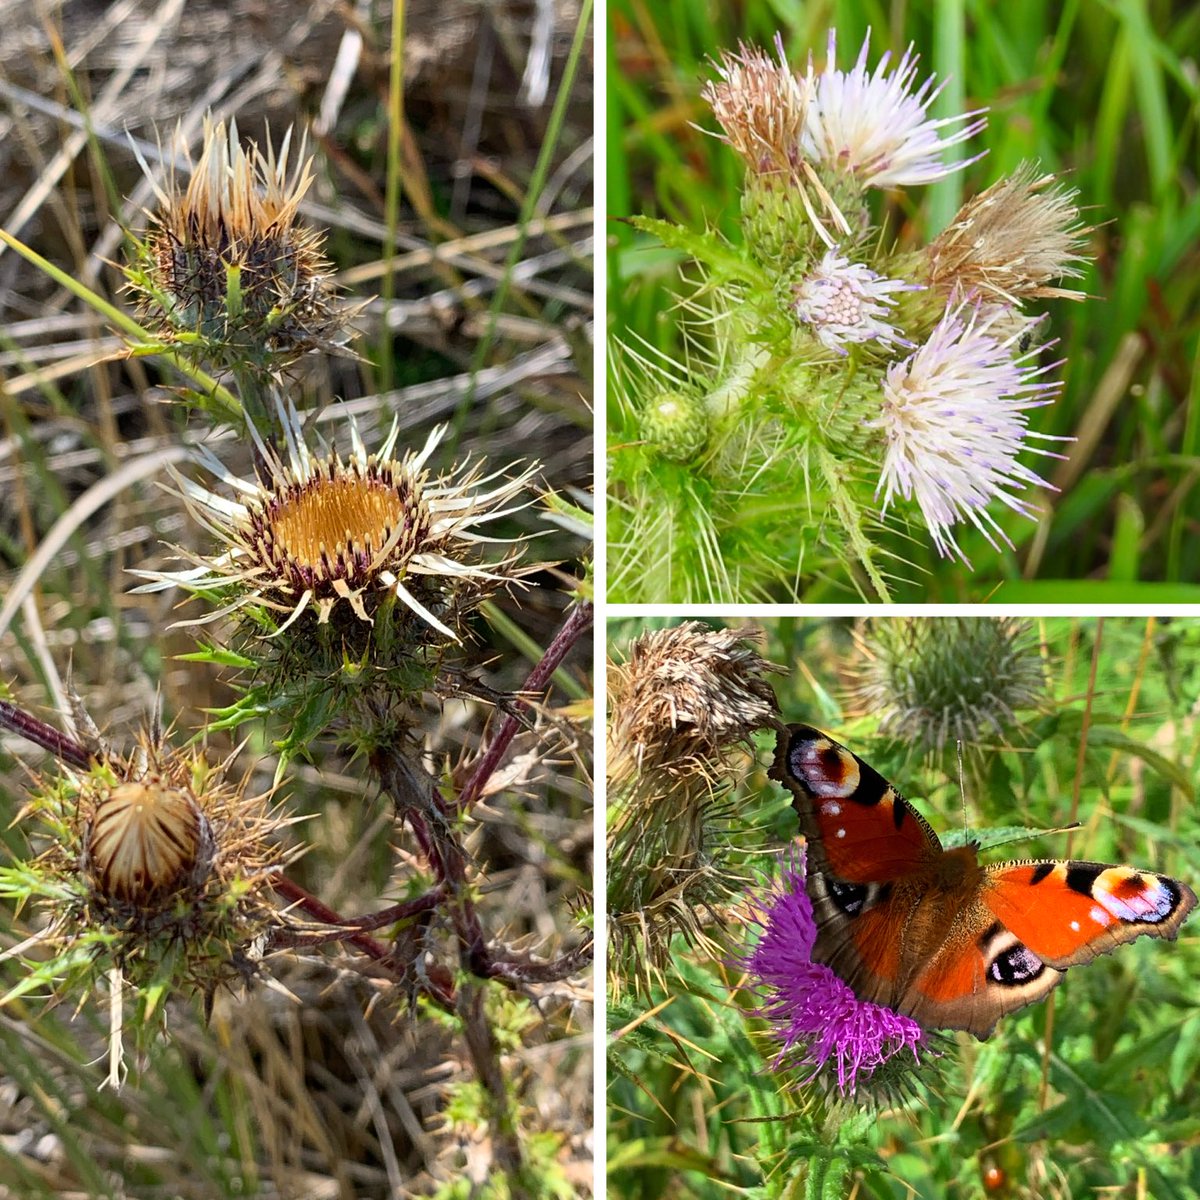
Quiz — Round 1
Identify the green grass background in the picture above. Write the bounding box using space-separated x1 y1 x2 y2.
607 0 1200 601
607 615 1200 1199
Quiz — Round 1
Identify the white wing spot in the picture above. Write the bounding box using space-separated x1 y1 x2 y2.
836 828 846 839
1089 905 1112 927
1070 920 1080 931
822 801 842 816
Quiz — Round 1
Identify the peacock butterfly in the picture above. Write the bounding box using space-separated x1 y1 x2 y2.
769 723 1196 1039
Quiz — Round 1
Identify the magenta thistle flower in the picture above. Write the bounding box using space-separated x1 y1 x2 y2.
802 28 987 190
873 301 1065 564
792 249 918 353
745 848 927 1096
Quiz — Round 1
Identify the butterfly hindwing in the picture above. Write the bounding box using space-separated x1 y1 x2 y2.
771 723 1197 1039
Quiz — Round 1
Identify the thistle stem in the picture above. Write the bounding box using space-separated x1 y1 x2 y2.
456 600 594 814
0 700 92 769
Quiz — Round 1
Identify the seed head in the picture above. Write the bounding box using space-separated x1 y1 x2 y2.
927 163 1091 304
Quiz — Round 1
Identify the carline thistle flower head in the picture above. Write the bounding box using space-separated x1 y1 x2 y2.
744 847 928 1099
135 399 540 643
873 301 1065 563
129 115 344 365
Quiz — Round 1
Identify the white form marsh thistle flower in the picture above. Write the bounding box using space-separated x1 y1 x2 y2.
803 28 987 190
873 302 1064 563
135 400 540 641
792 249 917 353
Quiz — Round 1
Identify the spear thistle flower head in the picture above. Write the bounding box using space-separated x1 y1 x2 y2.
744 847 928 1097
133 399 539 642
792 249 918 353
802 28 987 190
872 301 1065 564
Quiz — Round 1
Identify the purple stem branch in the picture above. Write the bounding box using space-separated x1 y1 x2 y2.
455 600 593 814
0 700 92 769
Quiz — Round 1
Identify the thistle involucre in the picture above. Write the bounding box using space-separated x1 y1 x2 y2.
136 400 539 641
130 116 342 364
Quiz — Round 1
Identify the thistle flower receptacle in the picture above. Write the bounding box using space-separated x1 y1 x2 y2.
802 28 987 191
927 163 1090 305
134 399 540 645
792 250 918 354
873 301 1066 563
846 617 1047 756
128 116 345 371
744 848 930 1100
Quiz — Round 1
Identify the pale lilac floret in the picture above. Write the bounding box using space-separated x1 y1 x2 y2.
793 249 918 353
802 28 987 189
744 848 926 1095
872 301 1067 565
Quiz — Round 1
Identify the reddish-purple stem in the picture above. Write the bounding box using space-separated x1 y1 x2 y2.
0 700 93 770
455 600 593 814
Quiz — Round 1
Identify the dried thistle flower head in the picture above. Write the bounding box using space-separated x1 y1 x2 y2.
846 617 1046 754
702 38 849 247
129 115 344 367
927 163 1091 304
608 621 782 783
607 622 783 993
133 398 540 644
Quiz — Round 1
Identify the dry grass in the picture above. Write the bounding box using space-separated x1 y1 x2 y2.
0 2 593 1196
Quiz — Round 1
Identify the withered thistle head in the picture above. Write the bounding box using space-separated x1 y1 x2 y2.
926 163 1091 305
129 116 344 368
703 42 810 179
607 622 782 993
608 621 781 783
845 617 1046 756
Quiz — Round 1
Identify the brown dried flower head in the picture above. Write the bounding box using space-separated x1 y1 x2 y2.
608 621 782 782
86 779 206 904
131 116 344 363
926 163 1091 305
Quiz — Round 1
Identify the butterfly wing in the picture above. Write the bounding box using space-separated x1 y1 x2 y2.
771 724 954 1014
983 861 1196 968
770 724 1197 1040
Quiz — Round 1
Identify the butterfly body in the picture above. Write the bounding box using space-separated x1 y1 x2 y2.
770 723 1196 1038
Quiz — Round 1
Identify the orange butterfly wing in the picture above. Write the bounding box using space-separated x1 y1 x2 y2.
771 724 1196 1039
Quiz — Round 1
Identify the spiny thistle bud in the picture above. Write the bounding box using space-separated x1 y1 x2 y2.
85 780 206 905
128 116 344 370
607 622 782 992
927 162 1090 305
133 397 540 648
640 390 709 463
0 722 296 1084
845 617 1046 755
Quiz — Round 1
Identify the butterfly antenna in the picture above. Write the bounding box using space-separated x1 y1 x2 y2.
956 740 970 834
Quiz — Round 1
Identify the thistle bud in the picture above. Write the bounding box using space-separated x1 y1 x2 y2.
640 391 709 463
86 780 206 904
